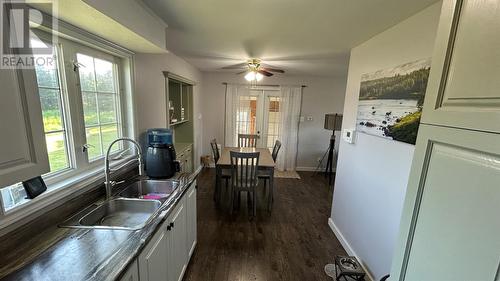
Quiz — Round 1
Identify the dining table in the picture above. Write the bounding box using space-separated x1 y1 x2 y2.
215 147 276 211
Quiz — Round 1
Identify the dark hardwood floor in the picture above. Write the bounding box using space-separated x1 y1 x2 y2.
183 168 347 281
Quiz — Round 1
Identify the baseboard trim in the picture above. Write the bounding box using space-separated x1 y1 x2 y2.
328 218 375 281
296 166 336 172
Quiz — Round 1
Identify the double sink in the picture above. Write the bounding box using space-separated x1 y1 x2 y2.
62 179 180 231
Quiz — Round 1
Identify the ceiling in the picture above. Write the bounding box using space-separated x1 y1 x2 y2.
142 0 439 77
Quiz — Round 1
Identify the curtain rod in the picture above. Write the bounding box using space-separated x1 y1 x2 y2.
222 82 307 88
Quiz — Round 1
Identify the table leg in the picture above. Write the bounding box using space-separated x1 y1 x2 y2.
215 165 221 204
268 168 274 213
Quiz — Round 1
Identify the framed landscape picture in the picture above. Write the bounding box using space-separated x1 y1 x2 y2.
356 58 431 145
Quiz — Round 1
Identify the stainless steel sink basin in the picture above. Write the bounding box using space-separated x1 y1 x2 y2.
77 198 161 230
118 179 179 200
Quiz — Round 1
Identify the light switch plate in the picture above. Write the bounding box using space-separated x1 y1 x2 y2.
343 129 355 144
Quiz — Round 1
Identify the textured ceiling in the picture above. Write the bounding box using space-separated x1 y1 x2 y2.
143 0 440 77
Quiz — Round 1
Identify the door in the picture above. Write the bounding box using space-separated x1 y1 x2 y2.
230 89 283 150
169 201 187 281
390 1 500 280
186 181 197 258
390 125 500 281
138 225 169 281
421 0 500 133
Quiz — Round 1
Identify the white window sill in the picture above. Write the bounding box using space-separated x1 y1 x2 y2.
0 155 138 233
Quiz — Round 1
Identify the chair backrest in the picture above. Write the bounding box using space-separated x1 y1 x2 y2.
238 134 258 148
230 151 260 190
271 140 282 162
210 139 220 163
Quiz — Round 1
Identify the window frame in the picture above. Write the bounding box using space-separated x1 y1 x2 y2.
0 19 137 225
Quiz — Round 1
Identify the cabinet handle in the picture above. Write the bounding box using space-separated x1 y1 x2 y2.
167 225 171 231
170 222 174 228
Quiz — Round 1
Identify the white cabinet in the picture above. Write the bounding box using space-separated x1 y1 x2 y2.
168 201 187 281
119 260 139 281
137 181 197 281
186 181 197 258
138 226 169 281
0 68 49 187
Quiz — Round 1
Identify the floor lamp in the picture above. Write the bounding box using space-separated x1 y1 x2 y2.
324 113 343 185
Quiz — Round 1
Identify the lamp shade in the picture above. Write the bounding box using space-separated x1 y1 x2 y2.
324 113 343 131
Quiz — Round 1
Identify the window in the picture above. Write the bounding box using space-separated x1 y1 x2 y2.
77 53 122 159
0 30 131 212
34 40 70 173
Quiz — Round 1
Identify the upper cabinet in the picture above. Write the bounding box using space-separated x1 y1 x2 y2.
422 0 500 133
0 68 49 187
164 72 194 127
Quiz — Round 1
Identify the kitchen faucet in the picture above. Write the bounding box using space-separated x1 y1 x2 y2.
104 138 143 199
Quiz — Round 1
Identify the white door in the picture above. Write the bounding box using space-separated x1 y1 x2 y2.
186 182 197 258
169 202 187 281
138 225 169 281
391 125 500 281
390 0 500 280
232 89 282 150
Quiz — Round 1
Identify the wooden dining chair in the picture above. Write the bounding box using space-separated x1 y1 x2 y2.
210 139 231 202
259 140 281 211
229 151 260 217
238 134 259 148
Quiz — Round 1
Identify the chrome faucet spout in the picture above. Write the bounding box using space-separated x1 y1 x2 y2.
104 138 143 200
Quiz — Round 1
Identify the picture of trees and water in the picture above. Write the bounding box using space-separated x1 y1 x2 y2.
356 58 431 145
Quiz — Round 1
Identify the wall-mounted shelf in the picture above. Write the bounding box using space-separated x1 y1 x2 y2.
170 120 189 126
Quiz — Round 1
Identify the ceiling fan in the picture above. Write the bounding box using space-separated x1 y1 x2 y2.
222 58 285 82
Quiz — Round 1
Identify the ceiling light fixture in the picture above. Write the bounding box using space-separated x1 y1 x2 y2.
245 70 263 82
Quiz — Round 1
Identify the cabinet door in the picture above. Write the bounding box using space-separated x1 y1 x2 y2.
169 201 187 281
390 124 500 281
422 0 500 133
119 260 139 281
186 182 197 258
138 226 169 281
0 68 49 187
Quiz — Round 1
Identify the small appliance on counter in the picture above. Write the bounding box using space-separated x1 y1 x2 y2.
145 128 179 179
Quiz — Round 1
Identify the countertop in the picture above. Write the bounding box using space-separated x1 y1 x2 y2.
0 172 199 281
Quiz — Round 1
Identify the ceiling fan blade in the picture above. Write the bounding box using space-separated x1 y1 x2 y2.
221 63 248 69
236 70 247 75
261 67 285 73
258 69 273 77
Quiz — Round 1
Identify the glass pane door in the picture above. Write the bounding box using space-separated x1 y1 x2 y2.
263 94 282 150
235 90 264 146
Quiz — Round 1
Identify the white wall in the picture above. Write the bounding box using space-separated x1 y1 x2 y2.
200 72 347 170
329 2 442 280
134 53 203 169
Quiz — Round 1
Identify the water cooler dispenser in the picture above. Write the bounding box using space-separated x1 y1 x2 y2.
145 129 179 179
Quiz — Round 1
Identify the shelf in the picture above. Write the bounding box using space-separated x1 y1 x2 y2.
170 120 189 126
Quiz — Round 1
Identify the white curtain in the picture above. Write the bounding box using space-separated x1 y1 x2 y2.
224 84 249 147
276 86 302 171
